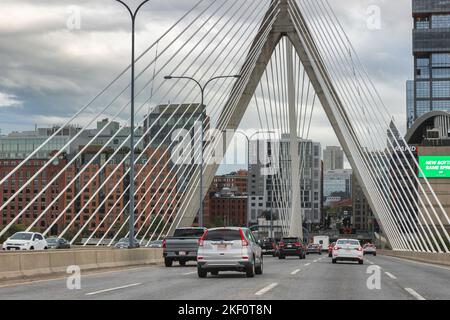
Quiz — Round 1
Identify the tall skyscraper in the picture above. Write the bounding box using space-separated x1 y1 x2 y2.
323 146 344 171
248 135 322 227
408 0 450 128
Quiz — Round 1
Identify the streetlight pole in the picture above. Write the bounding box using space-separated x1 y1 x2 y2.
114 0 151 249
164 75 240 228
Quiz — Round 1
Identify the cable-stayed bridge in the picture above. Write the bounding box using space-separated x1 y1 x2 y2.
0 0 449 257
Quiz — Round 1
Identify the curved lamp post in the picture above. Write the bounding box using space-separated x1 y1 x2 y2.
114 0 151 249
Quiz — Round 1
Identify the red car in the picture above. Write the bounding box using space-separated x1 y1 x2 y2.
328 242 336 257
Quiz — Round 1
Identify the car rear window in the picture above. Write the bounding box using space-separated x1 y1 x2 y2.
204 230 241 241
336 240 360 246
282 238 299 243
174 228 205 237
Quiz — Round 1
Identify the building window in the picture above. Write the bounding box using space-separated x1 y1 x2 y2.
415 16 429 29
432 81 450 98
432 15 450 28
416 81 430 98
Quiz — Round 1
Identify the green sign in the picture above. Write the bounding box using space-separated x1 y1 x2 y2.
419 156 450 178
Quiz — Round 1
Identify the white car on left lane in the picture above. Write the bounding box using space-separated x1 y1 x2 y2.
2 232 48 251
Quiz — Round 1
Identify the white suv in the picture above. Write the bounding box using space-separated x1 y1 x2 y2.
332 239 363 264
2 232 48 251
197 227 263 278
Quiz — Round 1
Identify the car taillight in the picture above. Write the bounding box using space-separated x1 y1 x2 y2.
279 242 285 247
239 229 249 247
356 247 363 251
334 246 340 251
162 239 166 249
198 230 208 247
294 242 301 247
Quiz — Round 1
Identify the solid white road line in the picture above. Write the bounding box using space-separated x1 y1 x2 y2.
85 283 142 296
384 272 397 280
405 288 426 300
291 269 301 275
255 283 278 296
183 271 197 275
304 263 311 266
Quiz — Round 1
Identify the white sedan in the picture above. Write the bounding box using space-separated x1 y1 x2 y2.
332 239 364 265
2 232 48 251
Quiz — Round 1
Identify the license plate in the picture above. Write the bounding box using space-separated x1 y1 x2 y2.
218 244 228 250
287 245 292 248
179 251 186 256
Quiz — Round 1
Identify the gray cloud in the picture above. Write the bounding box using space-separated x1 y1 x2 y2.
0 0 413 164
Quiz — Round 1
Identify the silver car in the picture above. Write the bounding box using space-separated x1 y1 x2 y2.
197 227 263 278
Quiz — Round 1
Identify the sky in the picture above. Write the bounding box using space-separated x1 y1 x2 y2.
0 0 413 172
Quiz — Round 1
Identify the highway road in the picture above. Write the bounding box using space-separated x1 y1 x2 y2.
0 254 449 300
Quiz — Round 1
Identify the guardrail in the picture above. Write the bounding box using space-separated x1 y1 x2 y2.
0 248 163 280
378 250 450 267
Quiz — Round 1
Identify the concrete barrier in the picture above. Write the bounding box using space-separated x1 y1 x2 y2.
0 248 163 281
379 249 450 267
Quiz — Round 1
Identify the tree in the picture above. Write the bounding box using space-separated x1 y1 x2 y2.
0 224 27 243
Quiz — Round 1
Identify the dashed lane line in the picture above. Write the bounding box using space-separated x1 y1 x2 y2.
85 283 142 296
255 283 278 296
405 288 426 300
384 272 397 280
291 269 301 275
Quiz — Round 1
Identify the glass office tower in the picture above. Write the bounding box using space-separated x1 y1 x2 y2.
408 0 450 128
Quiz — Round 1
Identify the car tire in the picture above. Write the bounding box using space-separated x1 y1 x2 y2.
179 260 186 267
30 247 34 251
373 253 377 256
164 258 173 267
198 268 207 278
332 259 337 264
211 270 219 276
246 262 255 278
328 253 332 257
255 257 263 275
359 260 364 265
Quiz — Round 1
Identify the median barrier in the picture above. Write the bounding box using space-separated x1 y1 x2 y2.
379 249 450 267
0 248 163 280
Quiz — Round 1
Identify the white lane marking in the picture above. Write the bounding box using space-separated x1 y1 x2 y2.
304 263 311 266
313 260 318 263
183 271 196 275
255 283 278 296
405 288 426 300
384 272 397 280
85 283 142 296
291 269 301 275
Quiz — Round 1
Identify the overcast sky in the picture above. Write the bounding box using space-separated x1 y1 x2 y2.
0 0 413 171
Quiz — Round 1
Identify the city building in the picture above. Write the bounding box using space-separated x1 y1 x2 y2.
89 119 144 151
352 175 377 233
0 124 179 240
407 0 450 128
211 170 248 193
0 155 75 235
0 126 87 160
208 187 247 227
323 169 353 200
248 135 322 228
405 111 450 234
143 104 209 194
323 146 344 171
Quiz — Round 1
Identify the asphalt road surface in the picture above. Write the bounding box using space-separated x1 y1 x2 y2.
0 254 449 300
